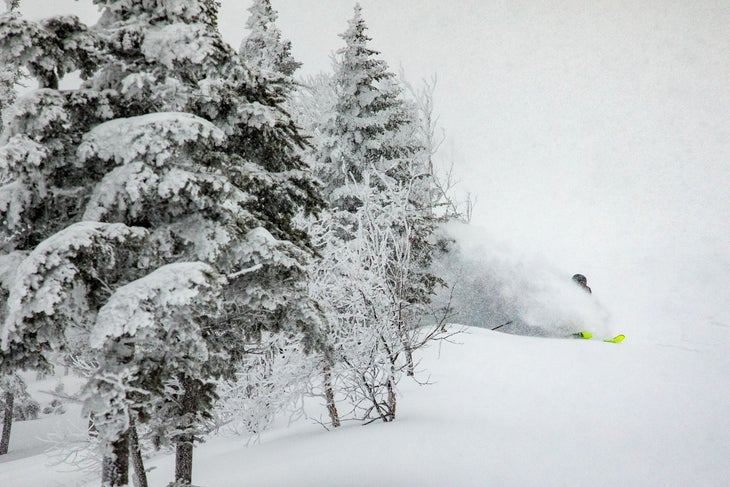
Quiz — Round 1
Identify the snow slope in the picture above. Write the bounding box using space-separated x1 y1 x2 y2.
2 322 728 487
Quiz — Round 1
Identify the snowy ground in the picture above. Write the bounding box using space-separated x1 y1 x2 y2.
1 317 728 487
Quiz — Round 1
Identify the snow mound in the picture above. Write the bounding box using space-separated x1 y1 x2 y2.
4 325 729 487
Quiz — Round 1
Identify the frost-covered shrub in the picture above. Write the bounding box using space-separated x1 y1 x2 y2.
217 331 316 436
12 397 39 420
0 375 38 421
42 398 66 415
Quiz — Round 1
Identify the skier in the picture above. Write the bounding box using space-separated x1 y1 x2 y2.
571 273 592 294
571 273 593 339
568 274 623 342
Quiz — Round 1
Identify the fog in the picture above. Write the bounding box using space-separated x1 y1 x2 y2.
17 0 730 338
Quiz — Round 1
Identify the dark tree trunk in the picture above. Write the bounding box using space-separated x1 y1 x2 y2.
397 304 415 377
323 366 340 428
174 378 197 486
0 391 14 455
386 378 397 422
102 429 130 487
403 339 415 377
129 417 148 487
175 437 194 487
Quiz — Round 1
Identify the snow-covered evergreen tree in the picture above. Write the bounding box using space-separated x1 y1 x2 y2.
0 4 111 457
0 0 21 135
240 0 300 98
305 4 442 424
2 1 18 14
0 1 323 484
316 4 426 210
214 0 314 436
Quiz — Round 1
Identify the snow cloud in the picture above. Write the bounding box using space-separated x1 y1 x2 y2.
432 221 615 338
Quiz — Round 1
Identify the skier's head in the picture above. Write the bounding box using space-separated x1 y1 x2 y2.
571 274 588 286
571 274 592 293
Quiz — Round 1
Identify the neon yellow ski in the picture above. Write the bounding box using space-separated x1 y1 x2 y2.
603 334 625 343
571 331 624 343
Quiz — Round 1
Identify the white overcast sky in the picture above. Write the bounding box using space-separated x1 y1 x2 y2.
14 0 730 316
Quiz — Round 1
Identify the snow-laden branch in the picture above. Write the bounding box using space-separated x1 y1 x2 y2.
227 263 263 280
78 112 225 167
2 221 147 354
90 262 219 348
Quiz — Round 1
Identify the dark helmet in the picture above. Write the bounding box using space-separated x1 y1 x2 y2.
572 274 588 286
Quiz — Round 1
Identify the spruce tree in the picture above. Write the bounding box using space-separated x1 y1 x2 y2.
0 2 22 455
316 4 426 209
0 0 20 134
0 3 108 457
215 0 315 437
240 0 300 99
307 4 440 424
0 1 323 484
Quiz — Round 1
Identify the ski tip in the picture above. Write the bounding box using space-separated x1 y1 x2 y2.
604 334 625 343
